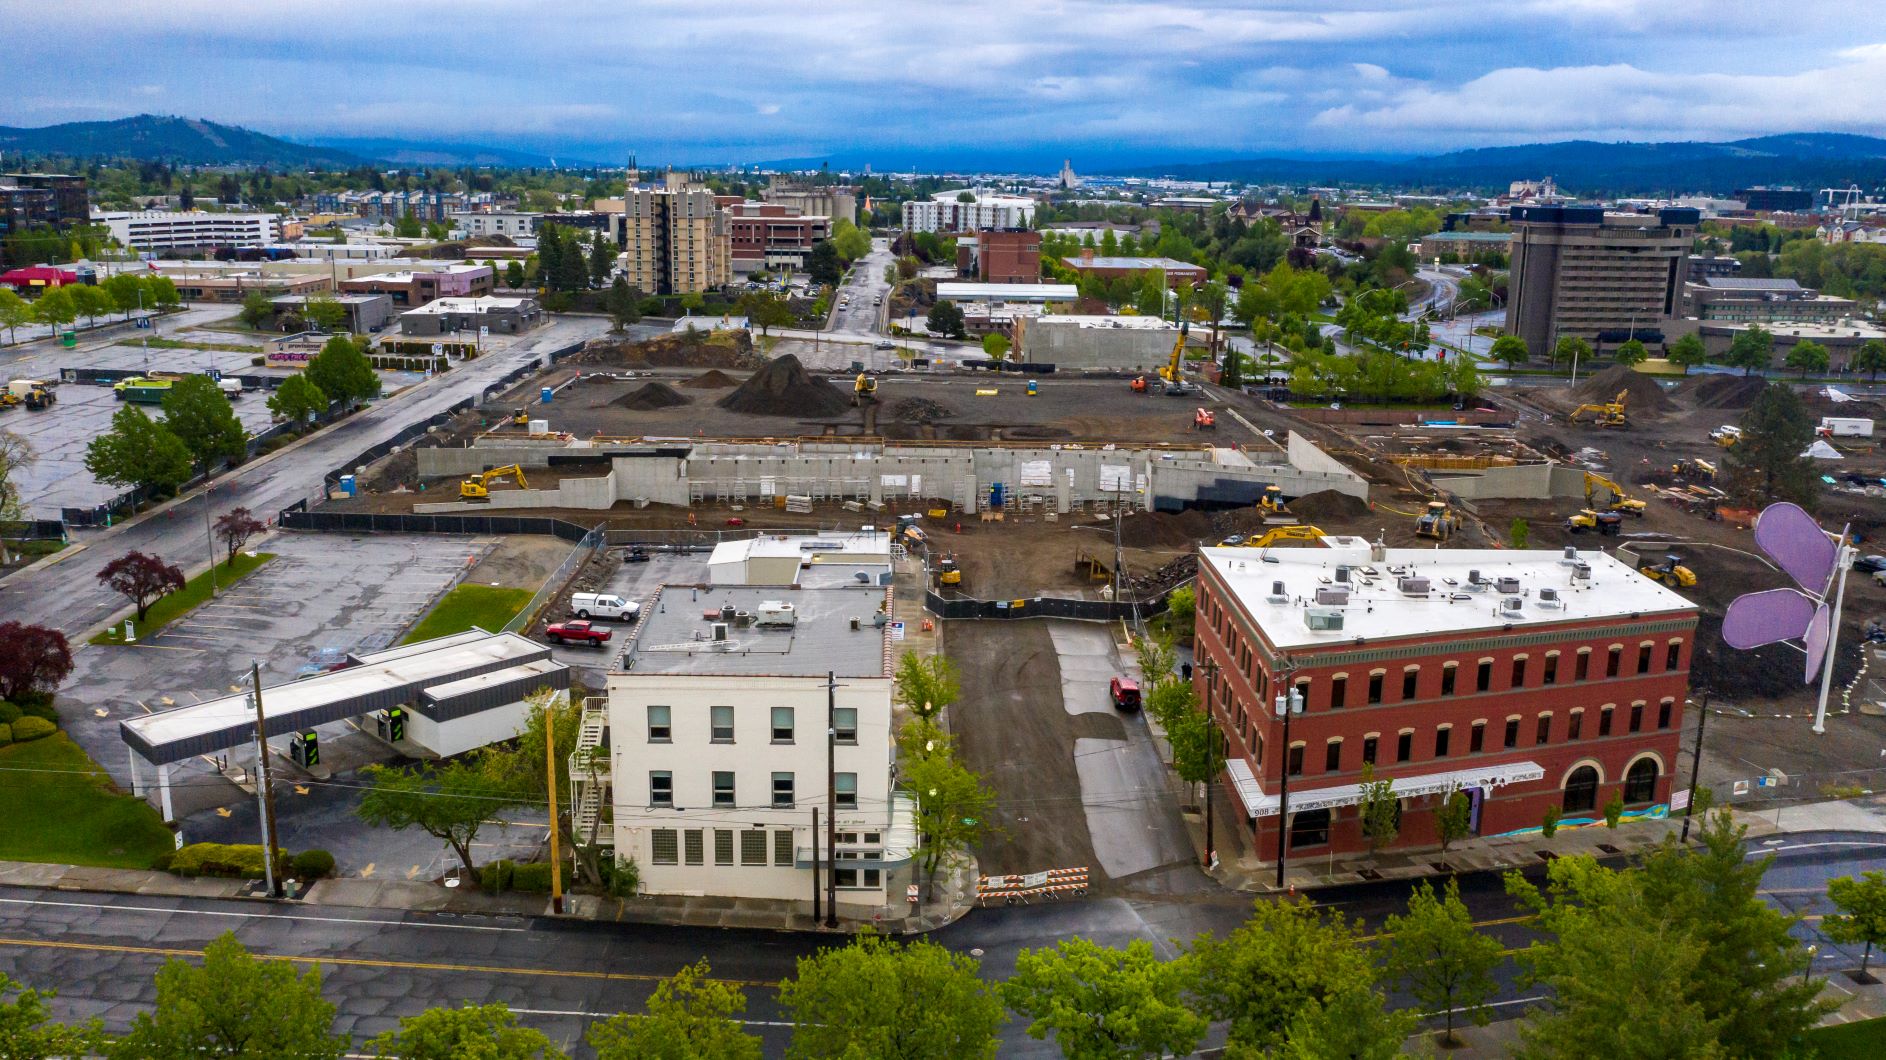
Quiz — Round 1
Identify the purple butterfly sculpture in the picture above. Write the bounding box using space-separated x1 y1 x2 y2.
1720 501 1853 733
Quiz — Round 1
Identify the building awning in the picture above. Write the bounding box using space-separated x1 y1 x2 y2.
1225 759 1545 819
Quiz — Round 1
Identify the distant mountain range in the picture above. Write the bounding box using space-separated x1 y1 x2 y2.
1121 134 1886 196
300 136 611 170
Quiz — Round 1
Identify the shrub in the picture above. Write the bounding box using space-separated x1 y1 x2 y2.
602 855 640 898
0 724 12 746
14 689 54 712
19 701 56 723
251 356 266 366
10 716 56 742
151 851 175 872
509 862 555 892
0 702 19 724
1541 804 1560 839
291 849 336 879
170 843 285 879
479 859 515 891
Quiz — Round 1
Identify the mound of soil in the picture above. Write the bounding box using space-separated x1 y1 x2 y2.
717 354 851 417
1115 509 1217 549
1289 489 1374 522
575 331 764 370
890 397 955 423
1573 365 1678 415
612 382 692 410
681 369 740 389
1685 374 1769 410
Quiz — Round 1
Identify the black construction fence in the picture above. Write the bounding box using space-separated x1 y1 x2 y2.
321 398 476 489
278 508 597 543
925 589 1170 623
1 519 68 542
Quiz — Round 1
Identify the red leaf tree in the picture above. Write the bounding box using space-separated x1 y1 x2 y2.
213 507 266 567
0 622 73 703
97 551 185 623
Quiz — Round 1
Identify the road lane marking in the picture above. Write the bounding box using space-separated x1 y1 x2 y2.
505 1006 796 1028
1354 912 1533 943
0 898 523 933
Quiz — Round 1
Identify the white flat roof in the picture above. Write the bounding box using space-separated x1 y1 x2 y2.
403 296 534 315
1030 315 1178 331
1228 758 1544 818
1202 545 1694 652
936 282 1078 302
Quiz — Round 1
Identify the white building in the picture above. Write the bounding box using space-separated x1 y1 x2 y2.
902 191 1037 233
708 529 893 586
96 211 283 253
589 584 912 911
452 211 542 239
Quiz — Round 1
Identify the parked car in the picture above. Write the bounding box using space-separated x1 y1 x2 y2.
1109 676 1141 711
545 619 613 647
1852 554 1886 574
570 592 640 621
875 340 895 350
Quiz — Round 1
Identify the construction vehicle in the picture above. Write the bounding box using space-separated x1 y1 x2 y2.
7 380 55 411
1710 425 1743 448
1230 524 1327 548
1584 471 1646 517
0 390 16 410
1639 553 1697 589
852 372 878 406
1568 389 1629 429
1129 375 1149 394
1193 407 1216 430
895 513 928 547
934 555 962 587
1415 500 1461 540
460 464 529 500
1259 485 1289 515
1670 458 1717 480
1158 323 1193 395
511 407 529 426
1565 509 1624 536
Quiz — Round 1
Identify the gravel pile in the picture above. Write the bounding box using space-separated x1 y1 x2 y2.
717 355 851 417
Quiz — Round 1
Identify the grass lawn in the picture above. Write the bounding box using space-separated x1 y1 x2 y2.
0 734 174 868
115 336 263 354
91 552 275 646
402 583 535 644
1806 1016 1886 1059
3 539 68 563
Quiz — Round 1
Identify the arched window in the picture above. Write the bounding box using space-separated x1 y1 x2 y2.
1625 759 1660 804
1564 765 1600 812
1290 808 1331 849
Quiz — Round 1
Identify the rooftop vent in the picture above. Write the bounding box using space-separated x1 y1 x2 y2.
711 622 729 641
854 571 871 583
1398 576 1431 595
1495 576 1522 594
1267 580 1290 604
720 604 735 623
1500 597 1525 616
1561 545 1578 563
1334 566 1351 583
1538 587 1563 608
1315 586 1351 606
754 601 798 627
1573 562 1592 580
1305 607 1345 631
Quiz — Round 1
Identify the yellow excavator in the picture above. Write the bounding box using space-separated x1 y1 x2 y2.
853 372 878 406
1639 553 1698 589
1158 323 1192 395
460 464 529 500
1416 500 1461 540
1569 389 1629 429
1227 524 1328 548
1585 471 1646 517
934 555 962 586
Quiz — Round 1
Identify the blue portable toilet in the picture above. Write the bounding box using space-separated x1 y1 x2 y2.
988 482 1005 509
541 386 554 404
339 474 357 497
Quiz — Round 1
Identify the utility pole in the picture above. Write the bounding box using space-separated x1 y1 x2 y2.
204 485 217 598
825 669 839 928
1273 680 1302 890
1680 691 1710 844
546 700 563 914
811 806 822 923
1198 658 1220 869
250 661 282 898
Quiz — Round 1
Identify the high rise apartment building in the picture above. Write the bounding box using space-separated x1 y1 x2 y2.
1503 205 1696 357
761 180 858 226
611 175 731 295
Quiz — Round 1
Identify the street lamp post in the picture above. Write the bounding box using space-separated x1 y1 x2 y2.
1681 691 1710 844
1273 684 1303 889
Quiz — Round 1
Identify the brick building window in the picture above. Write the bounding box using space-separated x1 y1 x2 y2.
1330 677 1347 709
1658 699 1674 729
1630 703 1644 733
1288 744 1305 776
1441 664 1458 696
1504 717 1520 749
1568 709 1584 739
1544 652 1559 685
1667 640 1683 670
1511 657 1527 688
1325 739 1342 772
1600 706 1615 736
1576 650 1591 681
1402 668 1419 700
1434 726 1451 757
1536 714 1551 745
1368 672 1384 705
1477 661 1493 692
1470 721 1486 752
1396 730 1413 763
1607 647 1622 678
1637 644 1653 675
1362 735 1378 765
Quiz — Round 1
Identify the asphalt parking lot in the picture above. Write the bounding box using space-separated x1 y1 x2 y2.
540 547 712 676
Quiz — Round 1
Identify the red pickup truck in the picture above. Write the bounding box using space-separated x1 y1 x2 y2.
545 619 612 647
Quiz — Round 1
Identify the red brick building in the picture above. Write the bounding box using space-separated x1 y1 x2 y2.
724 202 831 274
971 228 1041 284
1192 543 1696 859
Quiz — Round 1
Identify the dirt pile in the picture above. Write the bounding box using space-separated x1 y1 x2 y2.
1289 489 1374 522
717 354 852 417
681 369 740 389
574 331 764 370
889 397 955 423
1573 365 1678 416
1115 509 1216 549
1685 374 1768 410
612 382 692 410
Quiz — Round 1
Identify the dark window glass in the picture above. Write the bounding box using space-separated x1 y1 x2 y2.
1477 662 1492 692
1325 740 1342 772
1470 722 1485 753
1441 666 1457 695
1576 652 1590 681
1630 704 1644 733
1600 707 1614 736
1658 700 1673 729
1402 670 1418 700
1607 648 1621 678
1564 765 1599 812
1368 673 1383 704
1287 744 1304 776
1667 641 1682 670
1569 711 1583 740
1637 645 1652 674
1536 715 1551 744
1544 655 1558 685
1511 658 1526 687
1625 759 1659 803
1503 719 1519 749
1434 727 1451 757
1330 677 1346 709
1396 732 1412 762
1290 808 1331 849
1362 737 1378 765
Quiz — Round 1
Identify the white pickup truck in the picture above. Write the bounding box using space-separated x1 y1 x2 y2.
570 592 640 621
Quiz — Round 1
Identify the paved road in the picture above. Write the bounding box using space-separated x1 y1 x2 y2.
2 829 1877 1055
0 314 610 637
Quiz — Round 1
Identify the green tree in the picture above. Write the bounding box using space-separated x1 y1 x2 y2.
1276 983 1416 1060
1489 334 1529 368
1666 332 1707 371
268 373 329 425
306 335 382 406
1724 382 1820 510
504 260 526 289
1541 804 1560 838
84 403 193 495
1825 870 1886 979
807 240 843 287
367 1003 564 1059
238 290 275 329
485 691 609 888
831 219 871 262
1728 324 1774 376
0 972 103 1059
903 741 995 888
678 291 706 314
981 332 1010 363
588 960 760 1060
1852 338 1886 382
605 277 643 332
303 293 348 333
31 286 76 332
1133 273 1165 317
1509 517 1530 549
0 288 32 344
1001 938 1206 1060
588 233 617 288
1358 763 1399 852
779 932 1004 1060
1382 878 1504 1045
736 290 794 336
1553 334 1592 368
1198 278 1231 354
147 275 182 309
894 651 961 718
101 272 149 319
1189 897 1383 1055
1613 338 1649 366
356 757 524 879
927 299 966 339
1603 790 1625 828
1783 338 1830 379
68 283 113 327
394 212 423 238
1435 785 1474 861
108 932 346 1060
161 375 248 471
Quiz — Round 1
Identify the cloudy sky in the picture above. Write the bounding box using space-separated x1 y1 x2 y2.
7 0 1886 168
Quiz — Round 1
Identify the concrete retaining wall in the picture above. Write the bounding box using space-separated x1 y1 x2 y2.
1022 321 1176 370
1426 462 1585 500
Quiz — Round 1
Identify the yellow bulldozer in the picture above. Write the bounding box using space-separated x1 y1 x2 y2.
460 464 529 500
1569 389 1629 429
853 372 879 406
1585 471 1646 517
1415 500 1461 540
1639 553 1698 589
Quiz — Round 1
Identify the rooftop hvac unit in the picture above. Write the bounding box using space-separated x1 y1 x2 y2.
1334 566 1351 583
1495 576 1522 594
1304 607 1345 631
1465 569 1485 589
1315 586 1350 606
1562 545 1579 562
720 604 735 622
1398 576 1431 595
754 601 798 627
733 611 753 626
711 622 729 641
1537 587 1562 608
1573 562 1592 580
1501 597 1525 616
1267 580 1290 604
